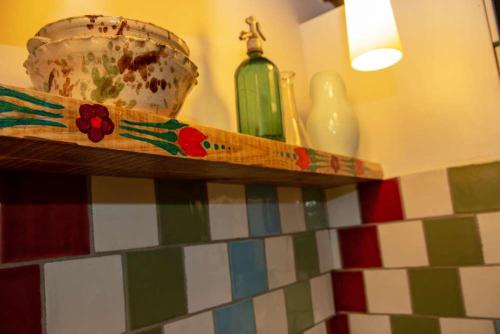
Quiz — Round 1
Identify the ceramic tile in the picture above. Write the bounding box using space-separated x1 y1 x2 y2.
329 229 342 269
423 217 483 266
184 243 231 313
156 180 210 244
408 268 465 317
304 322 327 334
265 236 296 289
311 274 335 323
400 169 453 219
390 316 440 334
0 266 41 334
338 225 382 269
325 185 362 227
349 314 391 334
246 185 281 237
163 312 214 334
378 221 429 267
207 183 249 240
332 271 367 312
277 187 307 233
302 188 329 230
358 178 404 223
440 318 495 334
0 172 89 263
477 212 500 264
91 176 158 252
45 256 125 334
316 230 334 273
253 289 288 334
460 266 500 318
284 280 315 334
496 320 500 334
293 231 320 280
214 299 256 334
229 239 267 299
140 327 162 334
126 248 186 329
449 161 500 213
326 314 350 334
364 269 412 314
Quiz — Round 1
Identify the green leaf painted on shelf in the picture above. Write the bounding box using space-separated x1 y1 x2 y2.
119 125 177 142
0 86 64 110
0 101 63 118
121 118 187 130
120 133 185 156
0 117 66 128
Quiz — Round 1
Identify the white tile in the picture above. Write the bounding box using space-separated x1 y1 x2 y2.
440 318 495 334
316 230 334 273
303 322 327 334
44 256 125 334
184 243 232 313
478 212 500 264
253 289 288 334
349 314 392 334
91 176 159 252
164 312 215 334
277 187 306 233
400 169 453 219
461 266 500 318
378 221 429 267
325 185 361 228
207 183 249 240
310 274 335 323
265 236 296 289
364 269 412 314
329 229 342 269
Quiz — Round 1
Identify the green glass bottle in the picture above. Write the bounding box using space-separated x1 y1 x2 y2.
235 16 285 142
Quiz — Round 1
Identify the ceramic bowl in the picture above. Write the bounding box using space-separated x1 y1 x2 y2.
24 35 198 117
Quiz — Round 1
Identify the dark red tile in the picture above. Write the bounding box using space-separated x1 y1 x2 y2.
358 178 404 223
338 226 382 269
332 271 367 312
0 172 90 263
0 265 42 334
326 314 350 334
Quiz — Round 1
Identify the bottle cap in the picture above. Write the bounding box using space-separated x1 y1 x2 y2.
239 16 266 54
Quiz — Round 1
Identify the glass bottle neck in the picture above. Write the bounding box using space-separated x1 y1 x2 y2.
248 50 263 58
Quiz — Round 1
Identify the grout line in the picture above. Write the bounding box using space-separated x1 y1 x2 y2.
121 254 131 333
40 264 47 334
87 176 96 255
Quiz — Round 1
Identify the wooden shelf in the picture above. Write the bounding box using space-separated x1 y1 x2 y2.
0 84 383 188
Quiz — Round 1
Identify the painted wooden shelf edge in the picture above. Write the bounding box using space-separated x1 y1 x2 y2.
0 83 383 187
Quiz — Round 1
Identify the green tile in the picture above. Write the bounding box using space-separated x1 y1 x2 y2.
284 280 314 334
449 161 500 213
126 248 187 329
138 328 162 334
156 180 210 244
293 231 320 280
391 315 440 334
409 268 465 317
302 188 329 230
424 217 483 266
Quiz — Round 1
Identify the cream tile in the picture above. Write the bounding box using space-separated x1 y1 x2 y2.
44 256 125 334
207 183 249 240
478 212 500 264
325 185 361 228
253 289 288 334
164 312 215 334
184 243 232 313
316 230 334 273
440 318 495 334
311 274 335 323
277 187 306 233
303 322 327 334
265 236 296 289
364 269 412 314
329 229 342 269
91 176 159 252
349 314 392 334
400 169 453 219
461 266 500 318
378 221 429 267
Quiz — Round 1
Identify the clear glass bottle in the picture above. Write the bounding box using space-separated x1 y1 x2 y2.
235 16 284 141
280 71 310 147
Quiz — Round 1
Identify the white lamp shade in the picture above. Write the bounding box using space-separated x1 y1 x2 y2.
345 0 403 71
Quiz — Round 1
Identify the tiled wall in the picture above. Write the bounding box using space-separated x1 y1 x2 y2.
328 161 500 334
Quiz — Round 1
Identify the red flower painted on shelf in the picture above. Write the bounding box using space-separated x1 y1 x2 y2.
76 104 114 143
330 156 341 173
355 160 365 176
295 147 311 170
178 127 208 157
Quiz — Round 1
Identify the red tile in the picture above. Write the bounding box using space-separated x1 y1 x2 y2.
332 271 367 312
326 314 350 334
358 179 404 223
338 226 382 269
0 172 90 263
0 265 42 333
